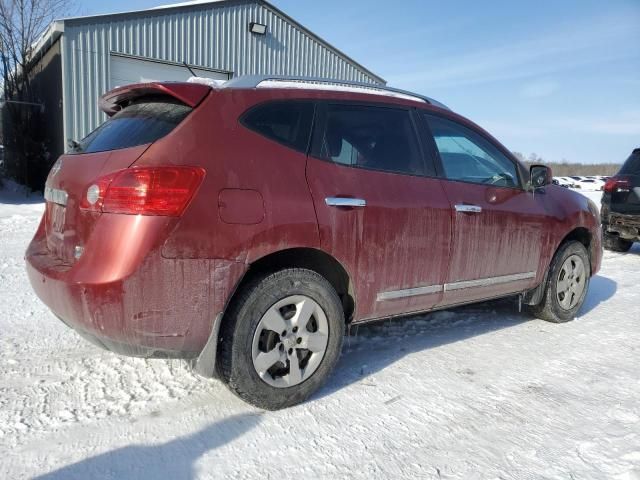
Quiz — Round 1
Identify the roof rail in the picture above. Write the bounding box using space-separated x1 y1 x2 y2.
223 75 450 110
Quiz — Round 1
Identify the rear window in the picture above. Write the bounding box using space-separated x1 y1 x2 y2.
620 150 640 175
72 96 192 154
241 101 314 153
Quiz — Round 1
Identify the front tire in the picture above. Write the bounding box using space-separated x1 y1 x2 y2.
218 268 345 410
529 241 590 323
603 230 633 252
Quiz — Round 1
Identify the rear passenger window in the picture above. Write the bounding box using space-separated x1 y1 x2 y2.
242 101 314 153
318 104 424 176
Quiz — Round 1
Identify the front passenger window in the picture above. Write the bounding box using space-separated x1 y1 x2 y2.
424 114 519 188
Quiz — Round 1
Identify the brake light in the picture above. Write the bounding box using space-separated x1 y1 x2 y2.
604 176 631 194
80 166 205 216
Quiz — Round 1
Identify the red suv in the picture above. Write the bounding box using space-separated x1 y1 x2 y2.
27 76 602 409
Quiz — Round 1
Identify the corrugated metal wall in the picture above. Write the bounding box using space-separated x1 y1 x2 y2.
61 0 382 143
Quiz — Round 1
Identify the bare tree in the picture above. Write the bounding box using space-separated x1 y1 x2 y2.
0 0 72 188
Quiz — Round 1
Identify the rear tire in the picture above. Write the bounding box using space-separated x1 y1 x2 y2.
603 230 633 252
218 268 345 410
528 241 590 323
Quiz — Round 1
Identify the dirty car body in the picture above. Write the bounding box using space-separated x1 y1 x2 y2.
26 76 602 409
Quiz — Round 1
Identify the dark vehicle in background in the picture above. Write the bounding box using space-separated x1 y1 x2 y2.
602 148 640 252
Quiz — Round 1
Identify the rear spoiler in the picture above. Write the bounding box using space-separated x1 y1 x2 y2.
99 82 211 116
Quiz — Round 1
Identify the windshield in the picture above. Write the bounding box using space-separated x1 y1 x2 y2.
70 96 192 154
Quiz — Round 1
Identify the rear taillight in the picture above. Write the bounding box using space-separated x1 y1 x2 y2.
604 176 631 194
80 175 113 211
80 166 205 216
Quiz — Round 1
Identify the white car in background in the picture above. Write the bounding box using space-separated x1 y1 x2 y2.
569 175 587 184
552 177 573 188
568 176 589 189
558 176 579 187
575 178 605 191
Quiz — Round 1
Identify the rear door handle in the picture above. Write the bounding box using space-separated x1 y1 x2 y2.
455 204 482 213
325 197 367 208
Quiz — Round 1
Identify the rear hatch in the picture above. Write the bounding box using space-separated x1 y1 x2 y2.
43 82 210 264
609 149 640 215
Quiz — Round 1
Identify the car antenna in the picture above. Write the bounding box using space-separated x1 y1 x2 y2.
183 61 198 77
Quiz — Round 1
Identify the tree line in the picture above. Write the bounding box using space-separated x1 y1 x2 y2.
513 152 621 176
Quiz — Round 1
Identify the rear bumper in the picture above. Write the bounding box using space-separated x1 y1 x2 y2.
69 319 190 358
604 213 640 241
26 222 246 359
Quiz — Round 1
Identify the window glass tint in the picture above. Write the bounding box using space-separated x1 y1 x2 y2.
319 104 423 176
242 101 314 152
620 151 640 175
424 114 519 187
74 96 191 154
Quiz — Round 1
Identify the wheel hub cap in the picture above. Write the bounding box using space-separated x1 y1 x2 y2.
251 295 329 388
556 254 587 310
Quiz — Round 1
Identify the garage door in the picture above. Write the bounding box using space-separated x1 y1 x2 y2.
110 54 229 89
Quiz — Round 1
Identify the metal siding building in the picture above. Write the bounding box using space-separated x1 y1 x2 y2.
29 0 384 160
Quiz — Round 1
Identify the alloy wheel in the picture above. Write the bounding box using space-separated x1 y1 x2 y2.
251 295 329 388
556 254 587 310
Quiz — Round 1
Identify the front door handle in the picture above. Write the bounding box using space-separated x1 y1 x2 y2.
325 197 367 208
455 204 482 213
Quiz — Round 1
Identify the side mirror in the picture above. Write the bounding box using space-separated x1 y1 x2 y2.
530 165 552 189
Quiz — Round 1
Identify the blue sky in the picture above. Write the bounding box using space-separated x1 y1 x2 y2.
74 0 640 164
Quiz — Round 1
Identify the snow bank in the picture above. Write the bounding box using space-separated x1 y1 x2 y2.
0 178 44 219
0 178 35 201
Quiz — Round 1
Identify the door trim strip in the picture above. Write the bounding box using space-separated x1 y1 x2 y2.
444 271 537 291
376 271 537 301
376 284 443 301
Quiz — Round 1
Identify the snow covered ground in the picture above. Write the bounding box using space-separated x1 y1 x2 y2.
1 186 638 480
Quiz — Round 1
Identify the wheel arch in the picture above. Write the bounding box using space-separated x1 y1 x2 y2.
196 248 355 379
236 247 355 323
560 226 591 249
525 226 593 307
559 226 594 273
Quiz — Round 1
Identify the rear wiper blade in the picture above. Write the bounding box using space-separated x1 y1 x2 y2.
67 139 82 152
